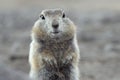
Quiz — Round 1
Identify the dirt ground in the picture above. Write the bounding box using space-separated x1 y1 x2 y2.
0 0 120 80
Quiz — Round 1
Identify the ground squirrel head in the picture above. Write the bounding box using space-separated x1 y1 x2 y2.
32 9 76 42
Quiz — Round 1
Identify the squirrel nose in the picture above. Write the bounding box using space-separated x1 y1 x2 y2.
52 24 59 29
52 20 59 29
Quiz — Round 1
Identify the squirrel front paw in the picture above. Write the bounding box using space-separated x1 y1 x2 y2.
42 56 57 66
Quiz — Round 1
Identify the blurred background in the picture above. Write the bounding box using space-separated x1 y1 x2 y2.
0 0 120 80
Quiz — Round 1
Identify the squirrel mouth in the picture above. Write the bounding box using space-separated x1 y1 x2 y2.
52 30 60 34
53 31 59 34
50 31 61 39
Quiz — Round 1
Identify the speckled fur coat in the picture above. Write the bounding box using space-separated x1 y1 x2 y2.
29 9 80 80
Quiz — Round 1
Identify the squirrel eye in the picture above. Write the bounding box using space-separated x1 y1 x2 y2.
40 14 45 20
62 13 65 18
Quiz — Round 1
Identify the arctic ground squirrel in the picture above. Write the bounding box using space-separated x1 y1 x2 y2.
29 9 80 80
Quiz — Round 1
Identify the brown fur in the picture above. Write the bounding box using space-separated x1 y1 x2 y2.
29 9 80 80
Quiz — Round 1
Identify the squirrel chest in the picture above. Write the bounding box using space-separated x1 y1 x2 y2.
37 39 74 64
